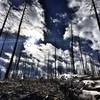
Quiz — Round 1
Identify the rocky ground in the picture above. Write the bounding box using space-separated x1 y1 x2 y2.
0 76 100 100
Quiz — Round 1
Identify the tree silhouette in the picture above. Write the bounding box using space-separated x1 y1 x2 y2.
91 0 100 30
54 41 57 78
0 33 8 56
4 2 27 79
78 35 85 74
70 23 76 74
58 64 63 75
21 53 28 79
47 52 50 78
90 58 95 77
0 5 11 37
49 60 54 78
12 43 23 79
0 1 12 59
84 54 90 75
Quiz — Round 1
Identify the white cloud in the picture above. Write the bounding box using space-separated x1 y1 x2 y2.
65 0 100 50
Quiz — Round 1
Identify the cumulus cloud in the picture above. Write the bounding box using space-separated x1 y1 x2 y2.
65 0 100 50
0 0 45 40
0 0 100 76
0 0 46 73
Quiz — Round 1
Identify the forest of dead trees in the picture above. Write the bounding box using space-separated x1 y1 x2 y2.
0 0 100 80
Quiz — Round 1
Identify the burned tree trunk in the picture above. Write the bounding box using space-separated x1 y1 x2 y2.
90 58 95 77
0 33 8 56
70 23 76 74
0 6 11 36
37 59 40 77
12 44 23 78
78 35 85 74
54 42 57 78
4 3 27 79
0 5 11 56
22 54 28 79
84 54 89 75
44 55 47 78
91 0 100 30
47 52 49 79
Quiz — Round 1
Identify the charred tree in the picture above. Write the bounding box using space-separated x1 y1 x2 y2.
37 59 40 77
47 52 50 78
64 53 68 74
4 3 27 79
54 41 57 78
0 5 11 56
78 35 85 74
0 6 11 37
91 0 100 30
90 58 95 77
23 54 28 79
66 62 68 74
13 44 23 78
84 54 89 75
70 23 76 74
58 63 63 76
49 60 54 78
0 33 8 56
44 55 47 78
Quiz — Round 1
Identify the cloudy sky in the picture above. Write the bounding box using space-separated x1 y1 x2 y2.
0 0 100 76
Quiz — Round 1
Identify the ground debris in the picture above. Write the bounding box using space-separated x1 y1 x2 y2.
0 77 100 100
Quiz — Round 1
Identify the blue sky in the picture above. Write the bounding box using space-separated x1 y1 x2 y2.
39 0 78 49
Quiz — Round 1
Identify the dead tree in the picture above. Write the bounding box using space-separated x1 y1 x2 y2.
0 5 11 36
90 58 95 77
58 63 63 76
0 5 11 56
44 55 47 77
54 41 57 78
84 54 89 75
37 59 40 77
91 0 100 30
70 23 76 74
97 55 100 75
47 52 50 78
4 3 27 79
0 33 8 56
78 35 85 74
49 60 54 78
22 54 28 79
12 43 23 78
64 53 68 74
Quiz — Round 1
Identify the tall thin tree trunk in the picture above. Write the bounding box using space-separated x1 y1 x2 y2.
13 44 23 78
50 61 53 78
97 55 100 76
70 23 76 74
78 35 85 74
0 6 11 36
4 3 27 79
66 62 67 74
54 42 57 78
91 0 100 30
84 54 89 75
44 55 47 78
23 54 27 79
47 52 49 79
64 53 68 74
90 58 95 77
37 60 40 77
0 33 8 56
14 52 22 78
